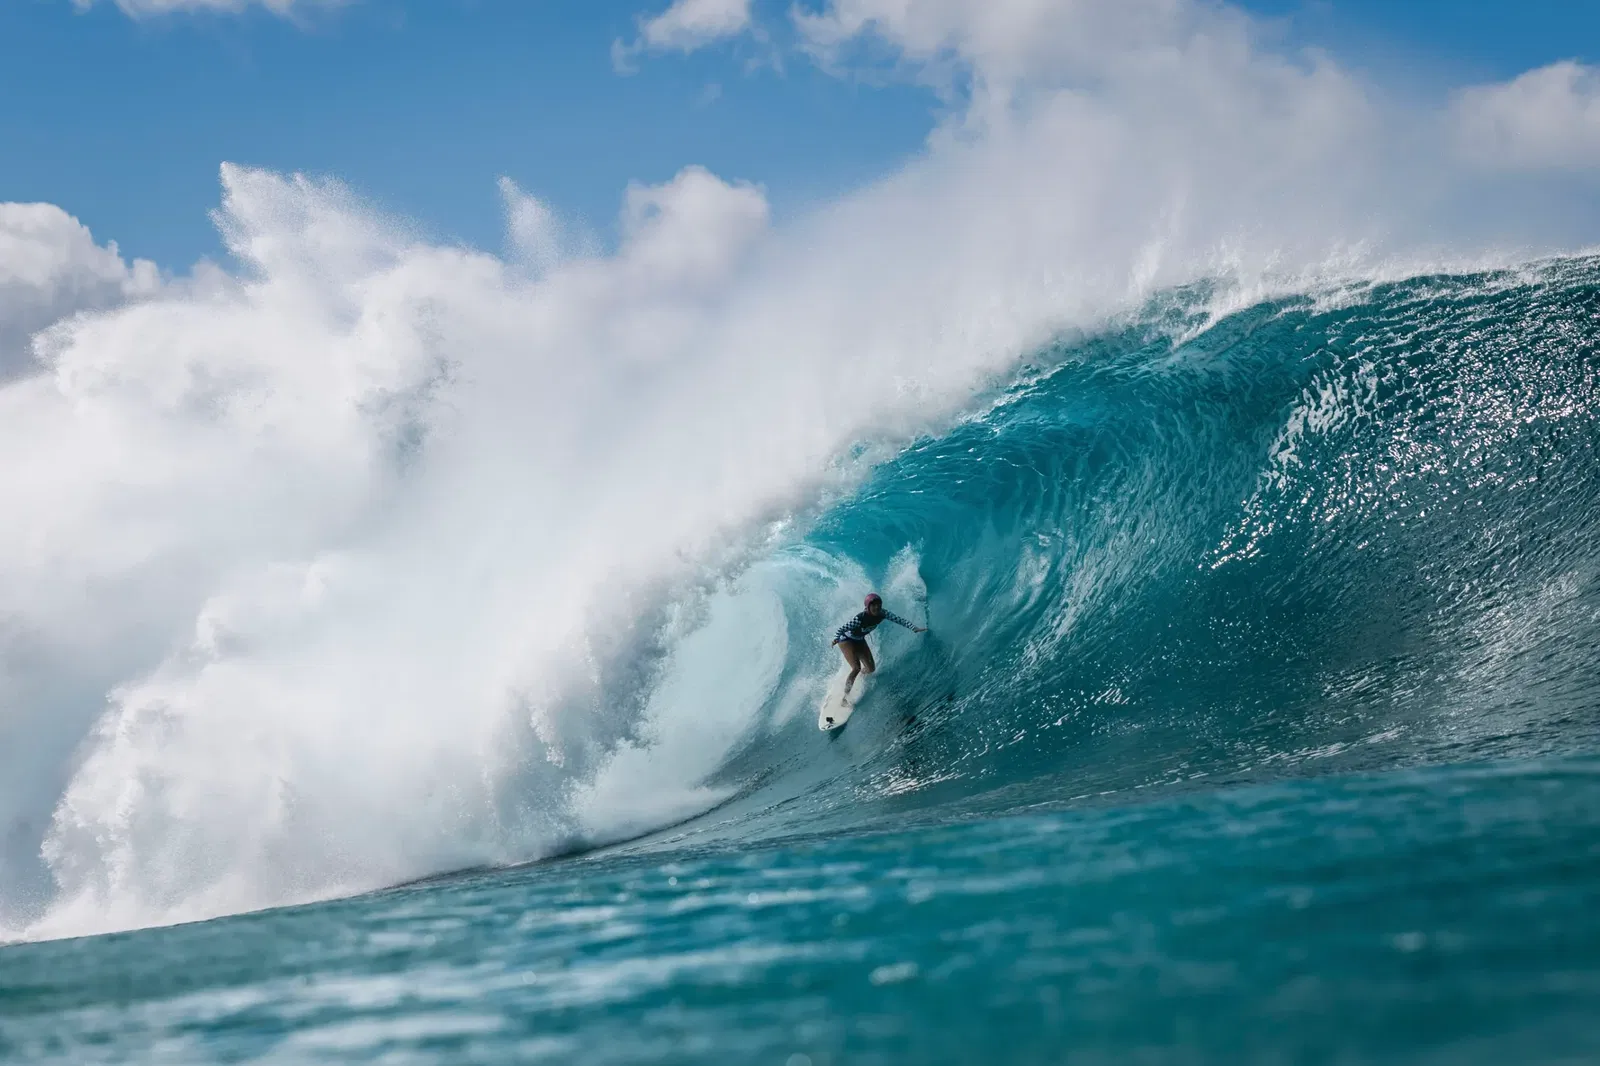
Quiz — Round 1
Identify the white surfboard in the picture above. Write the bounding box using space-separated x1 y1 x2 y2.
818 672 865 731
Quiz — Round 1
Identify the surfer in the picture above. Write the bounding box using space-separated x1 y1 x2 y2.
831 593 926 696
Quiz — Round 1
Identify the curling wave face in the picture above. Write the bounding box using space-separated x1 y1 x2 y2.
596 256 1600 856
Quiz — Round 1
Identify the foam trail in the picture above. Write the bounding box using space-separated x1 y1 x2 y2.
5 0 1600 941
574 564 793 843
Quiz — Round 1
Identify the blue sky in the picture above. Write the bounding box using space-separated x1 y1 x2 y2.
2 0 1596 268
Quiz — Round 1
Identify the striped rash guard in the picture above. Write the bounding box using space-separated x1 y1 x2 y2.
834 609 917 644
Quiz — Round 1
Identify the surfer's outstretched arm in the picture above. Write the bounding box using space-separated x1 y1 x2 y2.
884 611 927 634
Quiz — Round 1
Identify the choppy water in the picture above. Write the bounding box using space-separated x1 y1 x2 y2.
5 258 1600 1062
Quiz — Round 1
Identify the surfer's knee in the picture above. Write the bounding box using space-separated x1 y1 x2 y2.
861 662 876 675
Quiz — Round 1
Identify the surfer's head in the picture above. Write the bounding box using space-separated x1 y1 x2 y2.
864 593 883 614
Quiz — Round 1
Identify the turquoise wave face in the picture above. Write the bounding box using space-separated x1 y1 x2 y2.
5 260 1600 1063
662 257 1600 851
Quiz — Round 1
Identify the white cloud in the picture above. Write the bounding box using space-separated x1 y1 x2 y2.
1453 61 1600 172
0 203 159 378
795 0 1198 79
73 0 340 17
614 0 753 70
639 0 752 50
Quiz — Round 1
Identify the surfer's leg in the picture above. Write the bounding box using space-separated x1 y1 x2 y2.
858 643 876 678
838 640 863 692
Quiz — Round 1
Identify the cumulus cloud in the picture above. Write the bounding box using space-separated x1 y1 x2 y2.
0 203 159 379
796 0 1200 79
614 0 753 70
640 0 752 49
1453 61 1600 172
72 0 340 16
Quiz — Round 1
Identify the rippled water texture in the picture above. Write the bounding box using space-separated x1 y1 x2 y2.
5 260 1600 1063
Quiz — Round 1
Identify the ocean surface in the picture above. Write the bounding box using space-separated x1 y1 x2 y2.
5 258 1600 1063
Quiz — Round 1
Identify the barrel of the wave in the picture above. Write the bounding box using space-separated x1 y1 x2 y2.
819 593 927 731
